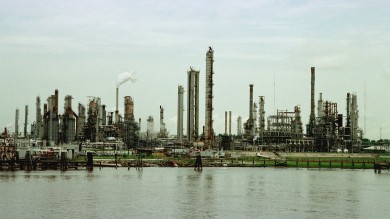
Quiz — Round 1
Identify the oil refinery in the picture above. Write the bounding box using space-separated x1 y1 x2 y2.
1 47 364 165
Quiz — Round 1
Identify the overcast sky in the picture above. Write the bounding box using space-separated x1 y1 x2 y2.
1 0 389 139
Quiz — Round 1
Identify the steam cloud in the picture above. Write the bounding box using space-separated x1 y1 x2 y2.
116 71 136 88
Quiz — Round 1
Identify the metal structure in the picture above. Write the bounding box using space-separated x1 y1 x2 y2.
159 106 168 138
313 99 340 152
24 105 28 138
204 47 214 149
177 85 184 141
76 103 86 140
147 116 154 140
345 93 362 152
307 67 316 137
115 87 119 124
187 67 199 142
225 111 228 135
0 128 16 163
124 96 134 122
84 97 100 142
15 108 19 139
229 111 232 136
62 95 77 143
244 84 255 140
258 96 265 134
260 108 304 145
237 116 242 136
34 96 43 139
43 89 59 145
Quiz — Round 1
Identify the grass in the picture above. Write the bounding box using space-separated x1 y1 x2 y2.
71 154 390 169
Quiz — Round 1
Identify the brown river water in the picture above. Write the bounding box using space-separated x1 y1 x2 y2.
1 167 389 219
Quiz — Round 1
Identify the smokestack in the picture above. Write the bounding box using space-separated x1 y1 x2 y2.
225 111 227 135
310 67 315 122
54 89 59 114
237 116 242 136
229 111 232 135
115 87 119 123
177 85 184 141
249 84 254 120
24 105 28 138
15 108 19 138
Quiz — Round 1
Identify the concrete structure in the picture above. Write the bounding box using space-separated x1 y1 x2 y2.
187 67 199 142
205 47 214 148
177 85 184 141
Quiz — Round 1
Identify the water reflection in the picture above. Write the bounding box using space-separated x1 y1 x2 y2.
0 168 390 218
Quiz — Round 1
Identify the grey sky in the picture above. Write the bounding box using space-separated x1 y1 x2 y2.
1 0 389 139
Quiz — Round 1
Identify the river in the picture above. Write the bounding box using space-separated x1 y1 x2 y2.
1 167 389 219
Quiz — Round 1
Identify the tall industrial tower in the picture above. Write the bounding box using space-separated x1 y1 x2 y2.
24 105 28 138
124 96 134 122
244 84 255 140
205 47 214 148
15 108 19 138
307 67 316 137
177 85 184 141
237 116 242 136
187 67 199 142
35 96 43 139
159 105 167 138
76 103 86 140
63 95 77 143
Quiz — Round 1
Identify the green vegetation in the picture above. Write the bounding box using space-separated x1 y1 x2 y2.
74 152 390 169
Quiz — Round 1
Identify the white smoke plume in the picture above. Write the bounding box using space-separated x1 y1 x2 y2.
116 71 137 88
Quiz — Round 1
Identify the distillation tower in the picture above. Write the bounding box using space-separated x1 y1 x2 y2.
159 106 168 138
204 47 214 148
62 95 77 143
187 67 199 142
177 85 184 141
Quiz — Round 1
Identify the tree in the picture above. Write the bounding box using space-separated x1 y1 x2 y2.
123 116 140 150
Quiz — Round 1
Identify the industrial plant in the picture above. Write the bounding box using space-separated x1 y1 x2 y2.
1 47 364 166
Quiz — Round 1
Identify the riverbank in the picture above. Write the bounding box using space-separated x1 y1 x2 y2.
93 152 388 170
1 152 388 171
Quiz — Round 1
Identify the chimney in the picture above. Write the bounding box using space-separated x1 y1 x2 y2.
115 87 119 123
229 111 232 135
225 111 227 135
249 84 254 121
310 67 315 122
